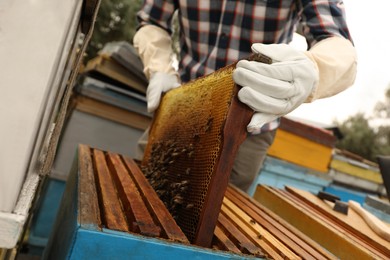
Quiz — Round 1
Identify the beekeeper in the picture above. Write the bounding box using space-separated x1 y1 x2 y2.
133 0 357 192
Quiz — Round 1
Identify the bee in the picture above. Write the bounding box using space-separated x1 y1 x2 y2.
173 195 184 205
185 203 194 209
204 117 213 132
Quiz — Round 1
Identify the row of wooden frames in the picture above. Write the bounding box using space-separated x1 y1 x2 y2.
254 185 390 259
78 144 348 259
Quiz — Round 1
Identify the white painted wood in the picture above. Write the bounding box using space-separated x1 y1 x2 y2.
0 0 80 212
0 213 26 249
0 174 40 248
328 169 387 196
0 0 85 249
14 174 41 216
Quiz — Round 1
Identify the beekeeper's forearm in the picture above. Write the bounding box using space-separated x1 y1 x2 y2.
305 36 357 102
133 25 178 80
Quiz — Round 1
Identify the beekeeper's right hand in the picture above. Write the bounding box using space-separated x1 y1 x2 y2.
133 25 180 113
147 72 180 113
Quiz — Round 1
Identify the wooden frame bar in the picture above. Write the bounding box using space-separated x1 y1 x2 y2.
254 185 388 259
78 144 188 243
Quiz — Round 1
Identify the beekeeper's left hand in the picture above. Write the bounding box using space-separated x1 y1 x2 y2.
233 43 318 134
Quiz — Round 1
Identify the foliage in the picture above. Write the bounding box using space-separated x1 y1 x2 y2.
373 86 390 156
336 113 378 161
374 86 390 119
85 0 142 60
335 86 390 161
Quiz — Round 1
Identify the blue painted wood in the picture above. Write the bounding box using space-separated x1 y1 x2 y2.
70 229 251 259
362 204 390 224
248 156 331 196
43 155 81 260
28 178 66 247
323 185 367 204
43 151 261 259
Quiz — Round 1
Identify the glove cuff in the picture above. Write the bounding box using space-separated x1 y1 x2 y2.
304 36 357 102
133 25 178 80
150 72 181 88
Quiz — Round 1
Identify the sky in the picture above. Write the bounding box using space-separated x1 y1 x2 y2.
287 0 390 127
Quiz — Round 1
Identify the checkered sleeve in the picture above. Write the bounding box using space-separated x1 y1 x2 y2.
137 0 177 34
299 0 353 48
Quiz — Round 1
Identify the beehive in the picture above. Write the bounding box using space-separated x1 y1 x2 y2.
46 144 339 259
141 63 253 247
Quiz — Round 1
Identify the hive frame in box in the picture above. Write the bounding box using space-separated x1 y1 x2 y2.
43 145 253 259
45 145 340 258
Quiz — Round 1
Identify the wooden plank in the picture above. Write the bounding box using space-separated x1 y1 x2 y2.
253 185 384 259
122 156 189 243
349 200 390 242
212 225 242 254
281 187 390 258
330 159 382 184
75 96 151 130
285 186 390 256
221 201 295 260
217 213 264 257
279 117 336 147
83 55 147 94
267 129 333 172
78 144 101 229
92 149 128 231
194 79 252 247
225 186 334 260
106 152 161 237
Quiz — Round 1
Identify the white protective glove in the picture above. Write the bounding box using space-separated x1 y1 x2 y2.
147 72 181 113
233 43 319 134
134 25 181 113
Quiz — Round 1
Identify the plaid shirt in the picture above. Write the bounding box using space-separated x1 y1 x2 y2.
137 0 352 132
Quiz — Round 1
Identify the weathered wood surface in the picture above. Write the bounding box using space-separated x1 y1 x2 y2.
226 186 334 260
216 185 337 260
93 149 129 232
212 225 242 254
194 81 253 247
123 156 189 243
77 145 352 259
286 186 390 253
79 145 188 243
267 129 333 173
217 212 264 257
78 144 101 229
279 117 336 147
254 185 390 259
349 200 390 242
106 153 161 237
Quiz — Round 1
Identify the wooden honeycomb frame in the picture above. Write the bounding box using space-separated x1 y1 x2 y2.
141 63 253 247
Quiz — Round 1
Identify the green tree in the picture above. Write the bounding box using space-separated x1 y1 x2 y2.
335 86 390 161
373 85 390 156
336 113 378 161
86 0 142 60
374 85 390 119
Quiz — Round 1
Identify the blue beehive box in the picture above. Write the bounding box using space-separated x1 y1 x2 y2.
248 156 332 196
42 146 258 259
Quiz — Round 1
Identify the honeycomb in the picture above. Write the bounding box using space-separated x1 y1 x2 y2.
141 62 246 243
